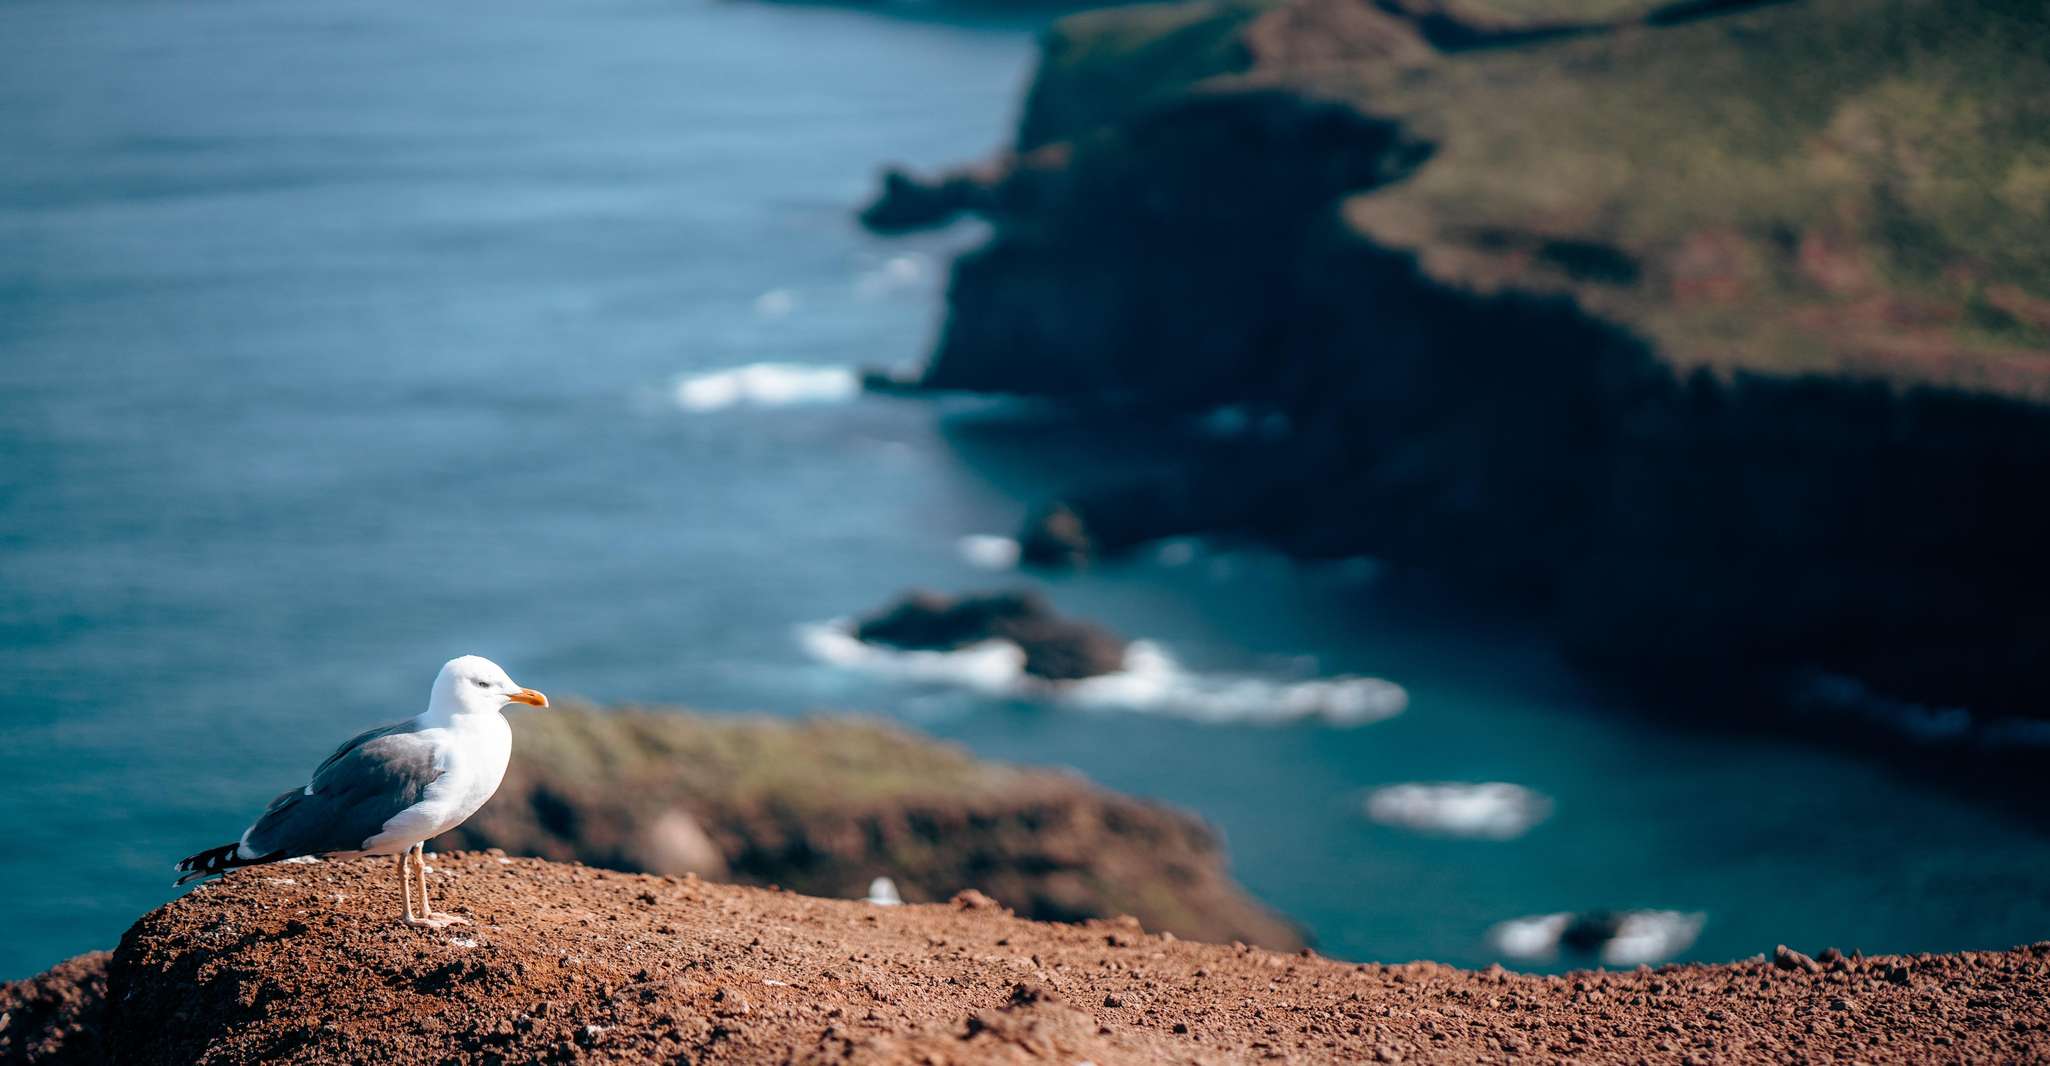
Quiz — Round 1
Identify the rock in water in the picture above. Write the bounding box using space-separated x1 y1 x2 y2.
1560 910 1625 955
853 588 1128 681
859 166 989 233
1017 501 1094 568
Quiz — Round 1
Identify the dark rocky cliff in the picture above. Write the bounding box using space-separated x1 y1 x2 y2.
865 0 2050 740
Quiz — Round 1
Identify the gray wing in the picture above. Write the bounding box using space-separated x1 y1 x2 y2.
241 722 444 858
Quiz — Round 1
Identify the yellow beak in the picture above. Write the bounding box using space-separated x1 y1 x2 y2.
506 687 549 708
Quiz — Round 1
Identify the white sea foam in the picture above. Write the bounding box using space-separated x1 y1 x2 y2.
798 623 1025 694
673 363 860 412
1489 913 1572 960
1364 782 1553 840
1601 911 1707 966
796 620 1406 726
1065 642 1406 725
753 288 798 318
957 534 1021 571
855 253 930 299
1489 910 1706 966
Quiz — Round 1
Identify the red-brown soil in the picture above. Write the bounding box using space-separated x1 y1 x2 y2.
27 853 2042 1064
0 950 109 1065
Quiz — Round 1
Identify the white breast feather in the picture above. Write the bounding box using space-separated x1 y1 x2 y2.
362 714 512 853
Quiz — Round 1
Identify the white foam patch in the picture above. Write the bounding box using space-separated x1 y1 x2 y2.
797 621 1406 727
673 363 859 412
957 534 1021 571
1489 913 1572 960
1601 911 1706 966
798 623 1025 695
1488 910 1706 966
1364 782 1553 840
1066 642 1407 726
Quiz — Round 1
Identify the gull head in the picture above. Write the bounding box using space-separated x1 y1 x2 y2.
432 654 548 717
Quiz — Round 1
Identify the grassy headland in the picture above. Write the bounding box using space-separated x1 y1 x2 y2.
867 0 2050 742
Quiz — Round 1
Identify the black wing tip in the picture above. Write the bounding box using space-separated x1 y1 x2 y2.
172 842 245 886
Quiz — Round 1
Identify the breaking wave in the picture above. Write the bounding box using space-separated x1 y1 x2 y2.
1363 782 1553 840
956 534 1021 571
796 621 1406 726
673 363 859 412
1489 910 1706 967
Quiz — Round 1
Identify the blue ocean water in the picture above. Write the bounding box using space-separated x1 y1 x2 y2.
3 0 2047 981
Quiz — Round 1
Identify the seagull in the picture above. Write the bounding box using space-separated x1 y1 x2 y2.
175 655 548 927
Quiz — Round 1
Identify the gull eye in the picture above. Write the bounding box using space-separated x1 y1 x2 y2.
472 678 490 688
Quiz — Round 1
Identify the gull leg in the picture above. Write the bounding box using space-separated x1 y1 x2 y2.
399 852 418 924
402 847 453 928
408 841 468 928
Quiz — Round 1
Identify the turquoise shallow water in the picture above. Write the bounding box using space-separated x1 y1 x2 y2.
3 0 2048 981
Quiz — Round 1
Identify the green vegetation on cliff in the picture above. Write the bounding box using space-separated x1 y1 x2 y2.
1015 0 2050 393
1343 0 2050 388
866 0 2050 734
1020 1 1262 149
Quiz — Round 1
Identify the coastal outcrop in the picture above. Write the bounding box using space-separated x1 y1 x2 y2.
445 705 1300 950
7 855 2046 1062
852 588 1129 680
863 0 2050 737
